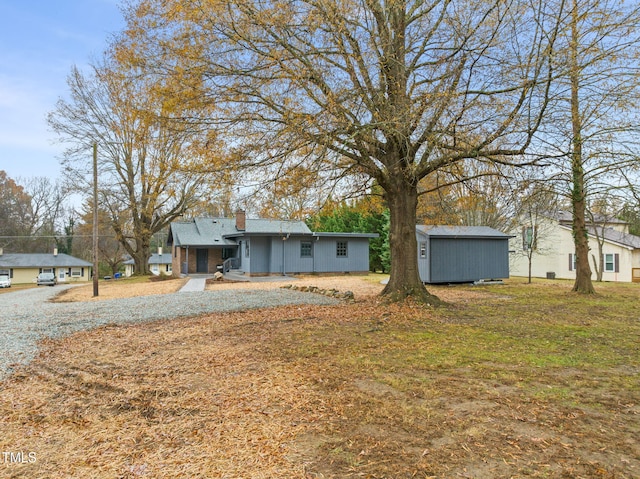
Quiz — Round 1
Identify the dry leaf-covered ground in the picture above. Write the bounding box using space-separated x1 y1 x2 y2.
52 277 189 302
1 278 638 478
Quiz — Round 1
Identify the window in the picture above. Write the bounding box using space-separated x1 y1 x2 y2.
336 241 348 257
245 241 250 258
70 268 82 277
604 253 619 273
165 264 172 273
419 242 426 258
522 226 536 250
301 241 312 257
605 254 614 272
569 253 577 271
222 247 234 260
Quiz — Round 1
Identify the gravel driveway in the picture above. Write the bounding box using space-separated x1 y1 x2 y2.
0 286 338 381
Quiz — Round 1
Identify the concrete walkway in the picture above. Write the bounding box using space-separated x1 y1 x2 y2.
179 272 299 292
178 275 210 292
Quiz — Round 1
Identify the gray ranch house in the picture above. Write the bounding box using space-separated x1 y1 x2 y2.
167 211 377 276
416 225 512 283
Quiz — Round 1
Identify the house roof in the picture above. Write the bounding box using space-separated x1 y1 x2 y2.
583 226 640 250
223 218 313 237
0 253 92 268
416 225 511 239
123 253 173 265
168 217 313 246
556 210 629 226
312 232 379 238
169 218 239 247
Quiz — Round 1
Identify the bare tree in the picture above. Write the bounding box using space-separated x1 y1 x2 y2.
48 56 219 274
513 181 560 283
121 0 561 302
541 0 640 293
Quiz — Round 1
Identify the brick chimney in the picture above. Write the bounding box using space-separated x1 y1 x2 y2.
236 209 246 231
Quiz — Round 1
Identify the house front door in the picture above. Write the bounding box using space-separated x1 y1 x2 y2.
196 249 209 273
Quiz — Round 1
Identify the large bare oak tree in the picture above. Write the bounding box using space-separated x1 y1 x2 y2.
122 0 560 300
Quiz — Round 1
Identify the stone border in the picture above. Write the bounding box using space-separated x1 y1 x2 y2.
281 284 355 301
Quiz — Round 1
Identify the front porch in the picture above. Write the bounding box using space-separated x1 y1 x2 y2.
172 246 239 275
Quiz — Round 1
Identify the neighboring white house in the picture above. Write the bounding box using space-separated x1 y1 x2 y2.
124 250 173 277
510 211 640 283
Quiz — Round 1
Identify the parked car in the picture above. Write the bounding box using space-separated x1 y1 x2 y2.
36 272 57 286
0 275 10 288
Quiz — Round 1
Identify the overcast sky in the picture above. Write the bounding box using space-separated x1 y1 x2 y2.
0 0 125 183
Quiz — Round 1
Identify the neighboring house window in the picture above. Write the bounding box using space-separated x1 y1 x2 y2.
222 248 234 260
522 226 536 250
301 241 312 257
569 254 577 271
245 241 250 258
70 268 82 277
336 241 348 257
151 264 159 273
604 253 620 273
419 242 426 258
166 264 172 273
0 268 11 278
42 268 53 273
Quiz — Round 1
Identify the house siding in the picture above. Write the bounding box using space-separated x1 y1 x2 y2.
509 219 639 282
234 236 371 275
312 237 370 273
250 237 271 274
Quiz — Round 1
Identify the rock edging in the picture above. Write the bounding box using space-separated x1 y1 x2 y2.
281 284 355 301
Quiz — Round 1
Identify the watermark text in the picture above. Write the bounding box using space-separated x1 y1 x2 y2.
2 451 37 464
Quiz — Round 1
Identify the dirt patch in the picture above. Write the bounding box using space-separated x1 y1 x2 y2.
51 277 189 302
205 274 387 299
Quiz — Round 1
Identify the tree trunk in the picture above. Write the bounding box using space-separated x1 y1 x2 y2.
133 237 151 276
569 0 595 294
381 181 442 305
571 198 594 293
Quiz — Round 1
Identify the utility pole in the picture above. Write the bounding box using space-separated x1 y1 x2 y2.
93 142 99 297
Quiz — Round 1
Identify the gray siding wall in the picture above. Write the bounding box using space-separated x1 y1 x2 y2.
240 240 251 274
427 238 509 283
312 237 370 273
241 235 371 274
270 236 315 274
417 235 430 283
249 237 271 273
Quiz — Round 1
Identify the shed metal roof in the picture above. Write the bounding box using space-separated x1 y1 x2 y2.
0 253 92 268
416 225 511 239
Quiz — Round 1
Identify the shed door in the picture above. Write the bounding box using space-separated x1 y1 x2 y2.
196 249 209 273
